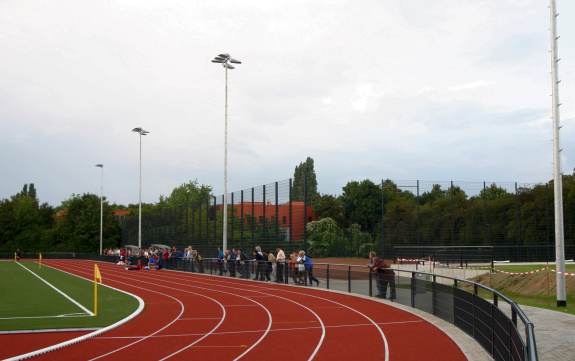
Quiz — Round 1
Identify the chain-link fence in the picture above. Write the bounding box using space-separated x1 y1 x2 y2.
120 177 575 262
120 179 313 256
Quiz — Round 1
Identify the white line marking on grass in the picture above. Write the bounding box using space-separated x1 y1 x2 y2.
0 314 91 320
16 262 94 316
0 327 101 335
43 260 227 361
5 262 145 361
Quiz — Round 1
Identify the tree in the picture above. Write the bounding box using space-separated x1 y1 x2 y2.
307 217 344 257
313 194 344 226
53 193 121 251
160 180 212 208
292 157 318 201
340 179 382 234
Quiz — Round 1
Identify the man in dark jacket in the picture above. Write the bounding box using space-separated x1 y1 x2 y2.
368 251 396 299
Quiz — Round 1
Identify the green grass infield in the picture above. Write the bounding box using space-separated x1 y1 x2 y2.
0 261 139 331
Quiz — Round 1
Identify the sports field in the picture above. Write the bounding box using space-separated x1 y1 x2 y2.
0 260 139 331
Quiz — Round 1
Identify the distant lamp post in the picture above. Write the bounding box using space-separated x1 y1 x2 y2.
95 164 104 255
132 127 149 250
211 53 241 251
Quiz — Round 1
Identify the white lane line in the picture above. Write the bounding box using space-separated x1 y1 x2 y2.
158 300 226 361
52 261 252 361
97 320 423 339
16 262 94 316
164 270 389 361
178 317 222 321
118 266 326 361
225 279 391 361
43 260 187 361
5 262 145 361
73 261 273 361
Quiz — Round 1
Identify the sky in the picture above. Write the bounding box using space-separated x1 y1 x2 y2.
0 0 574 205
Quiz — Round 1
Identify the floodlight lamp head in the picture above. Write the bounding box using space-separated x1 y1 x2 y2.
95 164 103 168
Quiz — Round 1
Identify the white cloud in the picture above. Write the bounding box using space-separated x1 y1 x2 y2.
0 0 574 204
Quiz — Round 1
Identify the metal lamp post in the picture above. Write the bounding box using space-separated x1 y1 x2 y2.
212 53 241 251
132 127 149 250
549 0 567 307
95 164 104 255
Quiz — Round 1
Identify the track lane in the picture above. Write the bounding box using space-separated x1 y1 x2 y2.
46 260 274 361
145 266 467 361
17 260 468 361
60 260 325 361
34 260 227 361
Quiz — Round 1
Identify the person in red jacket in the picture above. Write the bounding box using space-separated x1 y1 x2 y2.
368 251 396 299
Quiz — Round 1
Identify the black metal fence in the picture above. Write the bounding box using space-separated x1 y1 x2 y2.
118 177 575 262
120 179 311 257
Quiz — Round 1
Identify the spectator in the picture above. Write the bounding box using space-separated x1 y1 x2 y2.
217 247 224 275
236 249 249 278
300 251 319 286
266 250 275 282
254 246 266 281
229 248 237 277
295 251 306 285
368 251 396 299
275 248 286 283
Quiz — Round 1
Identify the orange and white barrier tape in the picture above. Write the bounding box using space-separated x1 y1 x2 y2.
494 267 575 276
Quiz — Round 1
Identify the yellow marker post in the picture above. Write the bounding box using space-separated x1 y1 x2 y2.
39 253 42 268
14 252 16 262
94 264 102 317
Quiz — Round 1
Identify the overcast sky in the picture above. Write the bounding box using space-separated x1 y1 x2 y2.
1 0 574 205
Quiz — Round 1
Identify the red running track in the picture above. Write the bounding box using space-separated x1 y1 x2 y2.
5 260 468 361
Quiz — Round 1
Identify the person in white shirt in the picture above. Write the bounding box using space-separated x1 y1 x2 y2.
275 248 286 282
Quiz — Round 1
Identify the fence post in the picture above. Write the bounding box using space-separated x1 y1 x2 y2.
289 179 293 242
369 269 373 297
251 187 255 245
263 184 267 244
381 179 385 257
326 264 330 289
411 272 416 307
275 182 279 242
432 275 437 315
240 190 244 248
473 284 478 338
348 265 351 293
231 192 234 244
304 169 308 253
198 202 202 240
206 197 210 243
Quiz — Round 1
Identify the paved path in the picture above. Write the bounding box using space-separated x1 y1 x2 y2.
521 305 575 361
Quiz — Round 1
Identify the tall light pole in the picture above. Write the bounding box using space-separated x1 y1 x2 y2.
132 127 149 250
549 0 566 307
95 164 104 255
212 53 241 251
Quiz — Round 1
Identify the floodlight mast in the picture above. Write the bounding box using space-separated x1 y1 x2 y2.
549 0 567 307
95 164 104 255
132 127 149 250
212 53 241 252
